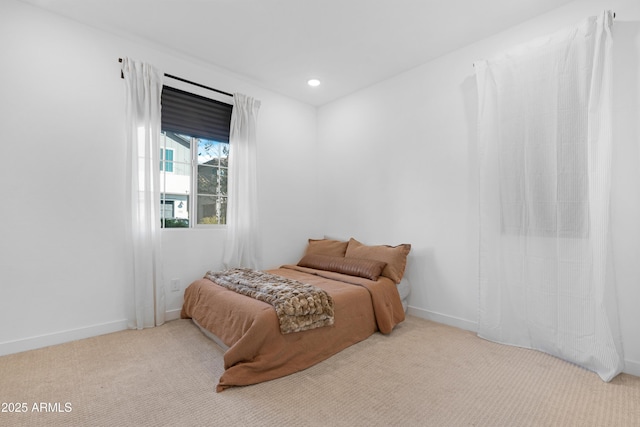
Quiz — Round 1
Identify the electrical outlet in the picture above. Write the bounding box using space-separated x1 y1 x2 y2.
170 279 181 292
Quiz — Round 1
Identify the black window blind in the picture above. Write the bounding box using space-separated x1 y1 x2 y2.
161 86 232 143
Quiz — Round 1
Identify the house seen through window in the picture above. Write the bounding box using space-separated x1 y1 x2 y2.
160 148 174 172
160 86 232 228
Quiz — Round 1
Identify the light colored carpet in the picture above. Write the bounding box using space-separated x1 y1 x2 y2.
1 316 639 427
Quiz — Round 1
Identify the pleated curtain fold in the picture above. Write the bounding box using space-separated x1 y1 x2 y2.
122 57 165 329
475 11 623 381
223 93 262 269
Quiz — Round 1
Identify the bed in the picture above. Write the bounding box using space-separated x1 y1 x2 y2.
180 237 411 391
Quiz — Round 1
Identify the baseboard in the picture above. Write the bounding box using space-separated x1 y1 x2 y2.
407 306 477 332
0 310 182 358
407 306 639 378
165 308 182 321
0 319 129 357
623 359 640 377
4 308 638 379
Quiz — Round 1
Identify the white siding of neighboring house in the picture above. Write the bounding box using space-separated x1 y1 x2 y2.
160 133 191 219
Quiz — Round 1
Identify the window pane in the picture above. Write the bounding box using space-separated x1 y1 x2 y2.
198 139 228 165
197 164 227 195
196 140 228 226
160 84 232 229
160 148 176 172
197 164 215 194
161 195 189 228
164 148 174 172
198 195 227 225
160 132 191 228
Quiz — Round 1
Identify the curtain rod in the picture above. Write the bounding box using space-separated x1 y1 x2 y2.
118 58 233 98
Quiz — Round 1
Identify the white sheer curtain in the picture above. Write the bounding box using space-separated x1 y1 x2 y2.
475 11 623 381
122 57 165 329
223 93 262 269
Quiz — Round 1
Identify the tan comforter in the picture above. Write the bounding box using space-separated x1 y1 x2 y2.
180 264 405 391
204 268 335 334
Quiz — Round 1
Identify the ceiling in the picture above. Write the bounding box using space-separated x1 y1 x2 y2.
21 0 574 106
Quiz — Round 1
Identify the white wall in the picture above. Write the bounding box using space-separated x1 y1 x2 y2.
3 0 639 379
0 0 320 354
317 0 640 376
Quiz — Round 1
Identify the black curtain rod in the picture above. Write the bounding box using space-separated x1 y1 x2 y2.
164 73 233 98
118 58 233 98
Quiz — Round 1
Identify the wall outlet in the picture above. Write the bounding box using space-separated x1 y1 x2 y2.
170 279 181 292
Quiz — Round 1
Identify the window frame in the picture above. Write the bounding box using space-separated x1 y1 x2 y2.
194 140 229 227
159 83 233 230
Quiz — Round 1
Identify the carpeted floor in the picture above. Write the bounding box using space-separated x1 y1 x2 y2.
1 316 639 427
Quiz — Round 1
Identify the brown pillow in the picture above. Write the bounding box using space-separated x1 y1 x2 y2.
344 238 411 283
303 238 348 257
297 254 387 281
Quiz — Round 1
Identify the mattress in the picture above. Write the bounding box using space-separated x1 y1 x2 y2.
181 264 406 391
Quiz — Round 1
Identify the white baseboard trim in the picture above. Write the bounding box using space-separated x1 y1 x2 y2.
407 306 477 332
4 308 639 379
0 319 129 357
165 309 182 321
0 310 184 357
406 306 639 378
623 359 640 377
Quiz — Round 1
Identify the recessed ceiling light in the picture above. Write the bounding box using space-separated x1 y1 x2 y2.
307 79 321 87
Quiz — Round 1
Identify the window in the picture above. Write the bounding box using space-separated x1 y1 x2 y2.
160 148 174 172
160 86 232 228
